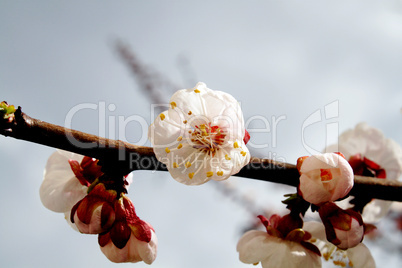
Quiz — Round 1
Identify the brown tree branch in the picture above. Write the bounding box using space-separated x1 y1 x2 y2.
1 106 402 202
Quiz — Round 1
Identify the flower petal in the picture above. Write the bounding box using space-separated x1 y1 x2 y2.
260 241 321 268
237 230 271 263
40 150 87 212
132 230 158 264
361 199 393 223
100 229 157 264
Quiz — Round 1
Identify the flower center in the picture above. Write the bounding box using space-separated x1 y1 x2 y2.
189 123 226 157
320 169 333 182
319 242 352 267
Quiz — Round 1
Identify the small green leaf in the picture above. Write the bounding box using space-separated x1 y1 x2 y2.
0 101 16 119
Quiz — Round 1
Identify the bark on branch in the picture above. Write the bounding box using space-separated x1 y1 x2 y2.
1 106 402 202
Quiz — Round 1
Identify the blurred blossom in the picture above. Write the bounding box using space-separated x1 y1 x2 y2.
326 123 402 223
237 214 321 268
304 221 375 268
148 82 250 185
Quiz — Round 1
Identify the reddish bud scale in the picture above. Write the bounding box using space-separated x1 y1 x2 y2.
257 214 320 256
296 156 309 174
276 214 303 238
243 129 250 145
70 183 117 233
98 232 111 247
69 160 90 187
110 221 132 249
68 156 103 187
348 153 386 179
80 156 103 182
100 195 153 250
122 197 153 242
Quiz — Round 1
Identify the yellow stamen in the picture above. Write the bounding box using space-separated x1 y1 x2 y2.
173 162 179 168
177 136 183 141
185 162 192 168
177 143 183 149
160 113 165 120
225 154 231 160
240 151 247 156
165 147 170 153
217 171 223 176
188 111 192 115
183 120 187 124
194 89 200 93
333 260 346 267
206 171 213 177
188 173 194 179
233 141 239 148
170 101 177 109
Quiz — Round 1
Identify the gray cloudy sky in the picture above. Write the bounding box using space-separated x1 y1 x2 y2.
1 1 402 268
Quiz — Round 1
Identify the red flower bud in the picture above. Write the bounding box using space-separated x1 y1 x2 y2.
318 202 364 250
98 196 157 264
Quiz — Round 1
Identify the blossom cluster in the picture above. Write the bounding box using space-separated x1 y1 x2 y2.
39 83 402 267
237 151 370 268
40 150 157 264
237 121 402 268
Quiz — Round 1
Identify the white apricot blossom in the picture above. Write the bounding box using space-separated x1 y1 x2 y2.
297 153 354 205
148 82 250 185
326 123 402 223
237 231 321 268
304 221 375 268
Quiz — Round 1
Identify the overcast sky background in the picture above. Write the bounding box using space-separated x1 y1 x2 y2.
1 1 402 267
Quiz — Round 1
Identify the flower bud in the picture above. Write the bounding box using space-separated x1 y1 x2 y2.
98 196 158 264
99 224 158 264
318 202 364 250
70 183 117 234
297 153 354 205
